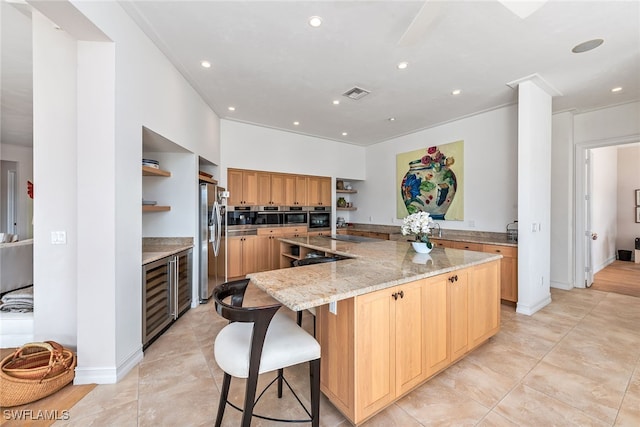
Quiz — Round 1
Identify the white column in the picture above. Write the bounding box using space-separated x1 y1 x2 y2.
511 76 560 315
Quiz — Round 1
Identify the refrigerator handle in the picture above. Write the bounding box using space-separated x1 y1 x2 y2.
211 201 219 256
215 202 222 254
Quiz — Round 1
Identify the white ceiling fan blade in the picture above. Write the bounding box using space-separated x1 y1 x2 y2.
397 0 443 47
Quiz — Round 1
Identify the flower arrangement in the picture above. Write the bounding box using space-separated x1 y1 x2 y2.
401 211 435 248
419 146 454 172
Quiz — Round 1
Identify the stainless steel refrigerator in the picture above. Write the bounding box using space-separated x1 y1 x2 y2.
199 182 226 302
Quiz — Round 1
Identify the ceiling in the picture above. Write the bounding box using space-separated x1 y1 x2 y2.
2 1 639 148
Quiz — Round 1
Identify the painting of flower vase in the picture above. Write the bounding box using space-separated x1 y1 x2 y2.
396 141 464 220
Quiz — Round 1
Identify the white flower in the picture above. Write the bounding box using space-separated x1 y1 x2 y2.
401 211 434 243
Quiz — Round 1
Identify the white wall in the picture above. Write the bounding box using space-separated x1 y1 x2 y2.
220 119 366 186
31 0 222 384
549 112 574 290
361 105 518 230
591 146 618 271
616 144 640 256
0 144 33 240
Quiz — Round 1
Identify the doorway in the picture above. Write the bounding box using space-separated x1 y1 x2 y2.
575 136 640 292
0 161 18 235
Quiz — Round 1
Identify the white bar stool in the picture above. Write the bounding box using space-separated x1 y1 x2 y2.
213 279 321 427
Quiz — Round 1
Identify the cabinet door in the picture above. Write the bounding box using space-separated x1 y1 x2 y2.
270 174 286 206
423 275 449 377
142 258 173 346
257 172 272 206
227 169 244 206
308 176 327 206
242 171 259 205
227 236 244 278
395 280 427 395
468 261 500 348
295 176 308 205
175 250 192 315
449 271 469 361
242 235 258 276
255 235 272 272
320 177 331 206
483 244 518 302
355 288 396 419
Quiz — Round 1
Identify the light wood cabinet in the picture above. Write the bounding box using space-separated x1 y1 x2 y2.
227 169 258 206
431 238 517 303
316 260 500 425
227 235 257 278
257 172 286 206
347 230 390 240
284 175 308 206
307 176 331 207
483 244 518 303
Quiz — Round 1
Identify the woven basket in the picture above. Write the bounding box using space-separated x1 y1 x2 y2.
0 341 76 407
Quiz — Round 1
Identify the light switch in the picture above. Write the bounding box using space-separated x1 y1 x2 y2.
51 231 67 244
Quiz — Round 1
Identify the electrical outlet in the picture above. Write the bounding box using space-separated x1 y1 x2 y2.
369 216 373 222
468 220 475 228
329 301 337 315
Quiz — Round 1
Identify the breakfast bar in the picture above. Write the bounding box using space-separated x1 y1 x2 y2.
247 236 502 425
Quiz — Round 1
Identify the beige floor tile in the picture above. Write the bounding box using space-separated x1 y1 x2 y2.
495 384 610 426
615 364 640 426
52 287 640 427
431 356 518 408
523 361 625 424
476 411 520 427
396 380 490 426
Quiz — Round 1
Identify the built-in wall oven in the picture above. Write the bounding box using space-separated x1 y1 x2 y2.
284 206 308 225
256 206 283 225
308 206 331 230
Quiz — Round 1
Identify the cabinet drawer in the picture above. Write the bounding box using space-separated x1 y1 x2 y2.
483 244 517 258
453 241 484 252
432 239 456 249
257 227 285 236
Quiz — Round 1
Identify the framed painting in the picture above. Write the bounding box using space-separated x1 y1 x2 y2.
396 140 464 220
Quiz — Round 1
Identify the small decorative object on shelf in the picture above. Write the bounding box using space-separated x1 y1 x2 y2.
401 211 435 253
336 180 345 190
337 197 347 208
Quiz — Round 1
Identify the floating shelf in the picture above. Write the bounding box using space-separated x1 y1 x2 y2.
336 189 357 194
198 174 217 184
337 207 357 211
142 166 171 177
142 205 171 212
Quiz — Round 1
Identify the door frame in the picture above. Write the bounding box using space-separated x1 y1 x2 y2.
574 134 640 288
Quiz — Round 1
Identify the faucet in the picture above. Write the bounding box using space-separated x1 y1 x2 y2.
432 222 442 238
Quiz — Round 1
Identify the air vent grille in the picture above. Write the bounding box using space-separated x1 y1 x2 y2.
342 86 370 100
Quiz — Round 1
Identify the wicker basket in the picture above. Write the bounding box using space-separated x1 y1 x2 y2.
0 341 76 407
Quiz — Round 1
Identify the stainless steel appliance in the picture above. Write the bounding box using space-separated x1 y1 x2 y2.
284 207 308 225
308 207 331 230
256 206 283 225
199 182 226 302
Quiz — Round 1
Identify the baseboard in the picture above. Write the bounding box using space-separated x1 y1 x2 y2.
550 280 573 290
594 256 616 275
0 312 34 348
74 346 143 385
516 294 552 316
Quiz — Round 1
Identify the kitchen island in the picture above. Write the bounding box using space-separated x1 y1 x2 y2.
247 236 502 425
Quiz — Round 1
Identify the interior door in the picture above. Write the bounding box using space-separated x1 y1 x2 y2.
585 150 594 287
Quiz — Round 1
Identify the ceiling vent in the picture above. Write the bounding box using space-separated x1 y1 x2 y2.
342 86 370 100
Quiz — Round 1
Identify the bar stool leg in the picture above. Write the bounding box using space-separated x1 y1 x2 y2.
215 373 231 427
242 369 260 427
310 358 320 427
277 368 284 398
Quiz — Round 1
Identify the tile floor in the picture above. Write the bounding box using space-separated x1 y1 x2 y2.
54 287 639 426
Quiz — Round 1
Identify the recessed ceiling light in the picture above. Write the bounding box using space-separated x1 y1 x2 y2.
388 117 396 122
451 89 462 95
228 106 235 111
200 60 212 68
293 121 300 126
342 132 348 136
611 87 623 93
571 38 604 53
397 61 409 70
308 16 322 27
332 100 340 105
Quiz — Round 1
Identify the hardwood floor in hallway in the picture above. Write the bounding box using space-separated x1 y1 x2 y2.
591 260 640 298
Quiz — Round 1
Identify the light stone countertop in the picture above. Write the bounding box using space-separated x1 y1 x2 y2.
247 236 502 311
142 237 193 265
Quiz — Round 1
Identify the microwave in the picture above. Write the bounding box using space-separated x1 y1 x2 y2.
308 207 331 230
284 211 308 225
